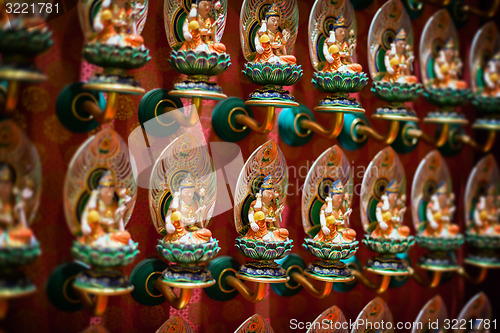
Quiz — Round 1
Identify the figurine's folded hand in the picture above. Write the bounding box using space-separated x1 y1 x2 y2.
430 221 439 230
166 222 176 234
250 222 259 232
184 31 193 41
256 44 264 54
379 221 388 231
387 66 395 75
325 54 334 63
81 224 92 236
322 226 331 235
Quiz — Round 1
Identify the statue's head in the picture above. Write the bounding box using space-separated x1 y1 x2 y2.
385 180 399 205
329 180 344 207
265 4 280 32
333 15 347 42
443 38 455 60
493 51 500 67
436 181 448 206
98 170 116 205
260 175 276 202
179 173 196 201
0 164 14 200
485 184 496 206
196 0 213 17
394 29 407 54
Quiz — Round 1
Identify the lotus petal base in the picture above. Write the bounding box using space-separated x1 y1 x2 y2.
366 254 410 273
235 238 293 261
424 87 472 108
465 232 500 249
161 264 215 284
0 27 52 57
316 94 365 113
169 50 231 77
303 239 358 261
243 62 302 87
73 268 133 294
0 242 41 267
371 81 423 103
306 260 353 280
472 95 500 113
362 235 415 255
418 251 460 271
238 260 287 279
71 241 139 269
83 43 150 70
156 239 220 265
416 235 464 252
423 111 468 125
312 71 368 94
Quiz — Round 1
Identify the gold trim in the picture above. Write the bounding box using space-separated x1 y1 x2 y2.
245 99 298 107
364 266 410 277
304 270 355 283
235 273 289 283
159 279 216 289
351 118 368 143
154 99 178 126
372 114 420 122
423 117 469 125
169 89 227 100
62 274 81 304
463 259 500 269
472 123 500 131
314 105 365 113
0 68 46 83
285 265 304 289
293 113 312 138
0 287 36 299
417 264 460 272
228 107 248 133
71 92 97 122
219 268 237 293
145 272 164 298
82 83 145 95
72 283 134 296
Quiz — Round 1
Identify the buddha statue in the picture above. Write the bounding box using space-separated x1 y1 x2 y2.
473 184 500 235
382 29 418 84
313 180 356 244
164 173 212 244
253 4 296 65
244 175 289 241
483 52 500 97
322 15 362 73
433 38 467 89
423 182 460 237
0 164 35 247
371 180 410 239
80 171 132 247
180 0 226 54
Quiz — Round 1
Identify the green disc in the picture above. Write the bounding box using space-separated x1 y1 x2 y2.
351 0 373 10
212 97 253 142
438 124 465 157
332 255 360 292
138 89 184 137
204 256 239 302
447 0 468 28
402 0 424 20
389 253 410 288
278 104 314 147
271 254 305 296
392 121 419 154
129 258 168 306
46 261 87 312
337 113 369 151
56 82 105 133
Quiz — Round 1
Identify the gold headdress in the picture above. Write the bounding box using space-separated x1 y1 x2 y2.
334 15 347 30
386 180 399 193
265 4 280 19
395 29 406 41
99 170 115 187
180 173 195 189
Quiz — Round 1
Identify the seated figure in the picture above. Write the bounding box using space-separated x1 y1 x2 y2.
423 182 460 237
253 4 296 65
0 164 35 247
163 173 212 244
80 171 132 247
382 29 418 84
473 184 500 235
371 180 410 239
244 175 289 242
322 15 362 73
483 52 500 97
433 38 467 89
313 180 356 244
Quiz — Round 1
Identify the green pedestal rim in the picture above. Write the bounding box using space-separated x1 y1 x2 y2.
129 258 169 306
337 112 369 151
271 254 305 297
212 97 253 142
204 256 240 302
46 261 88 312
138 88 184 137
278 104 314 147
56 82 105 133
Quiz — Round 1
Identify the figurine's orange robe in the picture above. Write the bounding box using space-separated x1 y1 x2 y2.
423 203 459 237
199 16 226 54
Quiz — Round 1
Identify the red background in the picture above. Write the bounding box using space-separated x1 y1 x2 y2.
2 0 499 332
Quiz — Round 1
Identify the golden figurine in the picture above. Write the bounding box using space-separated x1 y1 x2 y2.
371 180 410 239
472 185 500 236
482 52 500 97
432 38 467 90
382 29 417 84
423 182 460 237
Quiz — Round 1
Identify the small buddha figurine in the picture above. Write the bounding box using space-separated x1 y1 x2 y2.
80 171 132 247
423 182 460 237
91 0 144 48
371 180 410 239
322 15 362 73
253 4 296 65
433 38 467 90
473 184 500 236
244 175 289 242
313 180 356 244
482 52 500 97
164 173 212 244
181 0 226 54
382 29 418 84
0 164 35 247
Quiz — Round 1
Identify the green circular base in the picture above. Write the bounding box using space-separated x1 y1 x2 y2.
472 118 500 131
271 254 305 297
245 99 298 108
278 104 314 146
337 112 369 151
56 82 105 133
138 88 184 137
169 89 227 101
464 257 500 269
438 124 466 157
46 261 87 312
129 258 168 306
204 256 240 302
392 121 419 154
0 284 35 299
212 97 254 142
423 112 468 125
403 0 424 19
